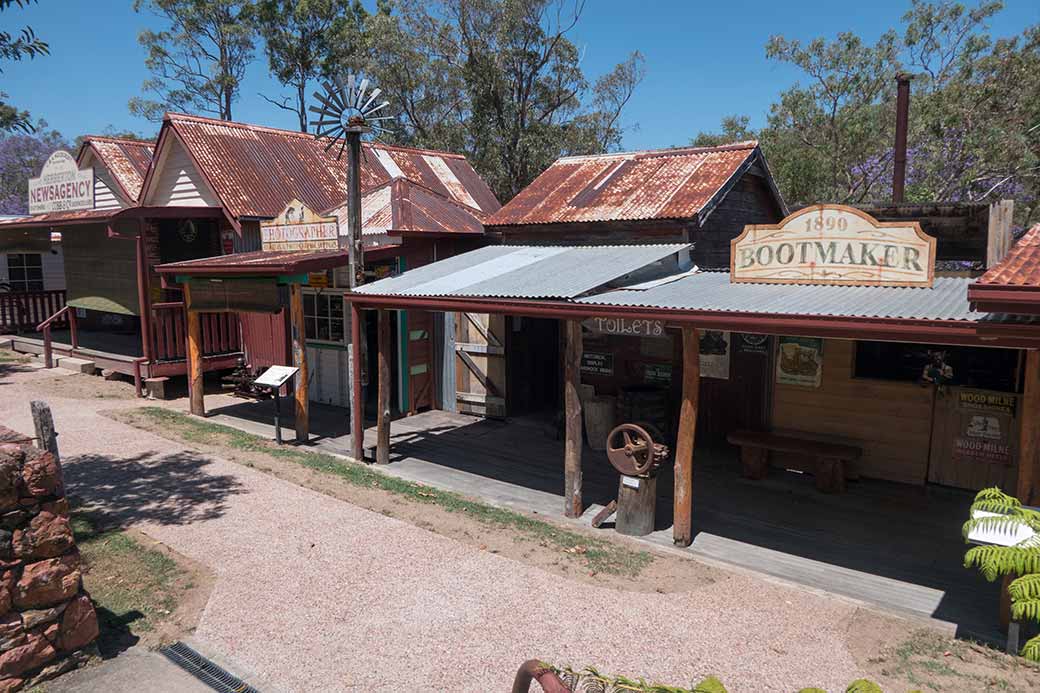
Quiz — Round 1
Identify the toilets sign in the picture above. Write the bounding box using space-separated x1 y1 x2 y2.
731 205 936 287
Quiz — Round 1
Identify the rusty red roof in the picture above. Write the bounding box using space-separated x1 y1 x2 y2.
486 141 780 227
147 113 499 223
0 209 115 229
156 249 349 276
968 223 1040 314
78 136 155 202
329 178 486 238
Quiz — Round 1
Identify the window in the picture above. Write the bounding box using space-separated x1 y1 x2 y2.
6 254 44 292
854 341 1020 392
303 291 345 344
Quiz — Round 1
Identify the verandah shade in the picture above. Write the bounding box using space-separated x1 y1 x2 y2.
62 224 139 315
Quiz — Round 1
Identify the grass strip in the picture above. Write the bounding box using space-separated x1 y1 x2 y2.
123 406 653 576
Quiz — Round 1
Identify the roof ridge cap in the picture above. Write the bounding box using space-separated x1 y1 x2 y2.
556 140 759 164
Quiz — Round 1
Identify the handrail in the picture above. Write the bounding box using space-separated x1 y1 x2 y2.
36 305 77 369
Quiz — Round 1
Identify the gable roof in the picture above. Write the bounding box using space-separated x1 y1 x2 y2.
968 223 1040 314
332 178 487 238
77 136 155 202
141 113 499 223
486 141 785 227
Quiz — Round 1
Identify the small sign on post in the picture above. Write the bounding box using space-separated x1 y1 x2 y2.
253 366 300 444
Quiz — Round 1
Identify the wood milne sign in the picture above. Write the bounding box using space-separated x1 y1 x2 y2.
731 205 936 287
261 198 340 251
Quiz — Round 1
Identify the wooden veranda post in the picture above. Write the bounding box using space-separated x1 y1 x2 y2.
673 326 700 546
376 309 391 464
289 283 309 443
564 319 583 518
183 283 205 417
350 301 364 461
1017 349 1040 504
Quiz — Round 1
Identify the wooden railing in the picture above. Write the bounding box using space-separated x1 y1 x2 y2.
36 306 77 369
0 290 67 333
151 302 241 361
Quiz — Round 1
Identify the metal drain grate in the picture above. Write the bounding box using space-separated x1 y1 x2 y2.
160 641 260 693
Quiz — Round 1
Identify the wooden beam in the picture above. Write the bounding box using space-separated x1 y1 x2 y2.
563 319 583 518
184 283 205 417
289 283 309 443
30 400 59 461
376 309 391 464
1017 349 1040 504
350 301 364 461
673 326 700 546
987 199 1014 268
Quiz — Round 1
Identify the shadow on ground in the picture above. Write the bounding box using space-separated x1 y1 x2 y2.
95 606 144 659
64 450 247 529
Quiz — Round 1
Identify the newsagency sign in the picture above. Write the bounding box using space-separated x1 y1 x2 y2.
730 204 936 287
28 150 94 215
261 198 340 251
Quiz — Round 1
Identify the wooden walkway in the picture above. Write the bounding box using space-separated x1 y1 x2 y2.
205 402 1005 643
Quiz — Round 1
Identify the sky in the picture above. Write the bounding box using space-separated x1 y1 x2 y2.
4 0 1040 150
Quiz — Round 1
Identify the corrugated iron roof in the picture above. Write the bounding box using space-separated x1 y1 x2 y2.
328 178 486 238
353 244 691 299
486 141 764 227
577 272 987 322
974 223 1040 288
159 113 499 223
80 136 155 202
156 249 348 276
0 209 114 228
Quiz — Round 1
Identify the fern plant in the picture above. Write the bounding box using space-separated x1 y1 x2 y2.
963 487 1040 661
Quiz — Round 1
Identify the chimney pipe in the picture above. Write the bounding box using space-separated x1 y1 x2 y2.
892 73 911 204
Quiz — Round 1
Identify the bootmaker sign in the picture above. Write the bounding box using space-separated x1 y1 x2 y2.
730 205 936 287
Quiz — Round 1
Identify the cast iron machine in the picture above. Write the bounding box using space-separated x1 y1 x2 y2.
596 423 670 536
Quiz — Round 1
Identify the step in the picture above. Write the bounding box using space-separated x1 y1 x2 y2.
55 356 96 374
0 338 12 350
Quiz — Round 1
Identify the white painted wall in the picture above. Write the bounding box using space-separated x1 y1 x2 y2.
146 137 220 207
0 246 65 291
92 169 127 210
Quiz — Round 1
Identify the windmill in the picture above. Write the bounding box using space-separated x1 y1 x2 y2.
310 74 392 289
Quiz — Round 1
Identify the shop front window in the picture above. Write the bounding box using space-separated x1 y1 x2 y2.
303 291 346 344
853 341 1019 392
6 254 44 292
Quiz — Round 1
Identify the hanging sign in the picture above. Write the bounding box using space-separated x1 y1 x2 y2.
582 317 667 338
736 333 769 356
261 199 340 251
951 390 1017 466
28 150 94 214
581 352 614 376
731 205 936 287
643 363 672 384
699 330 730 380
777 336 823 388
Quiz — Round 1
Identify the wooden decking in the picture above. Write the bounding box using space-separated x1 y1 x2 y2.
203 401 1005 644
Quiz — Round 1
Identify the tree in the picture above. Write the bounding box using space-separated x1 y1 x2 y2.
254 0 355 132
0 0 50 133
0 126 68 215
963 487 1040 661
130 0 256 122
346 0 645 202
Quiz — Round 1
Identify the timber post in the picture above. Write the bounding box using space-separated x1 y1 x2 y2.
564 319 583 518
376 309 391 464
289 283 309 443
350 301 364 461
183 283 205 417
30 400 59 462
1017 349 1040 504
673 326 700 546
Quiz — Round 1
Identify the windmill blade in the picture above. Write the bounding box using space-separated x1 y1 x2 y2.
360 87 382 113
363 115 395 122
310 92 341 114
321 81 346 110
365 101 391 117
356 78 369 109
337 137 347 161
309 118 343 129
323 137 342 153
346 74 356 105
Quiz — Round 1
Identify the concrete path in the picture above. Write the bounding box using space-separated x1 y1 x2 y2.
0 366 887 692
45 647 213 693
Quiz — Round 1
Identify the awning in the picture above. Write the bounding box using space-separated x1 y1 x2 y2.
156 249 350 278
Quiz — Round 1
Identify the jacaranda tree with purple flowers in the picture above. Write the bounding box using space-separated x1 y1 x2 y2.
0 128 69 215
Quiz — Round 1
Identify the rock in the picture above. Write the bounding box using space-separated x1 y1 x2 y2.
20 451 62 499
23 653 76 688
57 595 97 652
0 676 22 693
13 512 73 560
0 632 54 678
13 554 80 610
39 622 58 645
0 513 27 532
19 602 65 630
39 499 68 517
0 614 21 643
0 573 13 614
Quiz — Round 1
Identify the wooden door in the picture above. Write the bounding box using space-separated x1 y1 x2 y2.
454 312 507 418
407 310 433 413
928 386 1020 492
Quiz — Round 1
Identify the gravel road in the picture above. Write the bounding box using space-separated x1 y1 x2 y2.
0 365 881 692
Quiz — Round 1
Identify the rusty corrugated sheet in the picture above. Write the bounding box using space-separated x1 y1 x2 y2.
166 113 499 223
328 177 487 238
156 248 348 275
83 137 155 202
975 223 1040 288
486 141 759 226
0 209 114 228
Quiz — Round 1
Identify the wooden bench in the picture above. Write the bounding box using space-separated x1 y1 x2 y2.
726 430 862 493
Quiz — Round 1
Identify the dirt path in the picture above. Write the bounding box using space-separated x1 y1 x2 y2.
2 366 1037 692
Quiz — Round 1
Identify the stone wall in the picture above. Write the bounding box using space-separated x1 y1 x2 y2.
0 427 98 692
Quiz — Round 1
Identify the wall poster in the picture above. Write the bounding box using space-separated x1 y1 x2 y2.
699 330 730 380
736 333 769 356
951 390 1017 466
776 336 824 387
581 352 613 376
